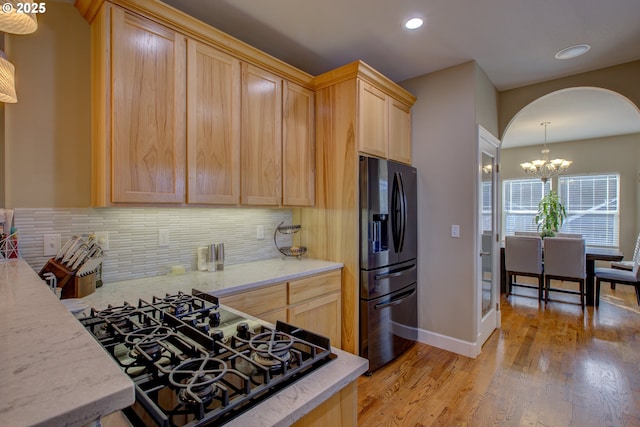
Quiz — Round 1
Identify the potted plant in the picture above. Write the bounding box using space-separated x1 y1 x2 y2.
535 190 566 238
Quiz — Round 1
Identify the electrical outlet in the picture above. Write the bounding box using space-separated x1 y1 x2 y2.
43 234 61 256
257 225 265 240
94 231 109 251
159 229 170 247
451 224 460 238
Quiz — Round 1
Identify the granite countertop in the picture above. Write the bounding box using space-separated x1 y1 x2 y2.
79 257 367 426
1 257 367 426
0 259 134 427
82 257 344 311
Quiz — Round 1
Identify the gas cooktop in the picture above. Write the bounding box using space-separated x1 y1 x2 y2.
79 290 335 426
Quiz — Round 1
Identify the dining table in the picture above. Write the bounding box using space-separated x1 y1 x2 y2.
500 244 623 306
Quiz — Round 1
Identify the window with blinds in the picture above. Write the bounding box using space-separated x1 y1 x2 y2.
503 179 550 235
558 174 619 248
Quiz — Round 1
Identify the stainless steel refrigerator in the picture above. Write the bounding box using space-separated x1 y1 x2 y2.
359 155 418 373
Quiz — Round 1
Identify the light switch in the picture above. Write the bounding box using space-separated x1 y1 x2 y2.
44 234 61 256
159 229 170 247
451 225 460 238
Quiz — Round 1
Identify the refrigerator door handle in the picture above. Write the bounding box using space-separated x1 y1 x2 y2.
374 288 417 310
374 264 416 280
391 172 405 253
391 171 408 254
398 172 407 253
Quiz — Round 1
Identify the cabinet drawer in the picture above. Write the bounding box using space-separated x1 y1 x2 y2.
219 283 287 316
288 270 341 304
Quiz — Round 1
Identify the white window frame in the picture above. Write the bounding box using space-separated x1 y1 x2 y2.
502 178 550 236
558 174 620 248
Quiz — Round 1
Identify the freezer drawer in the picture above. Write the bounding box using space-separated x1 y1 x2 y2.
360 283 417 372
360 259 417 300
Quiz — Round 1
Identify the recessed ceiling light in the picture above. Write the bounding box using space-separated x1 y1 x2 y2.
555 44 591 60
404 17 423 30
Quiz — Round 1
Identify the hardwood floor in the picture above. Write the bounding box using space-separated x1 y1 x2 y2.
357 283 640 426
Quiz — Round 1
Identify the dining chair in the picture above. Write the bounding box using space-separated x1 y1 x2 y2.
504 235 544 300
543 237 586 308
608 233 640 289
595 257 640 306
556 233 583 238
514 231 540 237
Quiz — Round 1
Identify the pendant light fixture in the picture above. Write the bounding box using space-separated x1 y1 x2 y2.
0 0 38 35
520 122 572 183
0 1 39 103
0 50 16 103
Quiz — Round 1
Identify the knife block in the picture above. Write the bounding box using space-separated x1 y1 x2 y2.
61 272 96 299
38 258 74 289
38 258 96 298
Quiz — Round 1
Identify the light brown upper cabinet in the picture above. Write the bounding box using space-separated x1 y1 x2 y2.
388 98 412 164
187 40 241 205
358 81 389 159
283 81 315 207
77 0 316 207
358 80 413 164
110 8 187 204
240 65 316 207
240 63 283 206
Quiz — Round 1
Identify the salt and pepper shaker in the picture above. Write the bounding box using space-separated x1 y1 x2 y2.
215 243 224 270
201 242 224 272
207 244 217 272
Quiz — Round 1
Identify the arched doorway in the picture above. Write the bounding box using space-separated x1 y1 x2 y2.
500 87 640 256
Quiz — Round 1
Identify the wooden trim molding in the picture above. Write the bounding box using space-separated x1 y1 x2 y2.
314 60 417 107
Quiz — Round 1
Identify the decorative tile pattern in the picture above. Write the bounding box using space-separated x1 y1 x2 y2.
14 208 292 283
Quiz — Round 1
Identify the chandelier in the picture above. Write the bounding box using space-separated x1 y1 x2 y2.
520 122 572 183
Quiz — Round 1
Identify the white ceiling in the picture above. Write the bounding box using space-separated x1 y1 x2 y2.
159 0 640 146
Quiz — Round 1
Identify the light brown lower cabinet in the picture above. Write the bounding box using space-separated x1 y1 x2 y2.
288 270 342 347
217 269 342 348
291 381 357 427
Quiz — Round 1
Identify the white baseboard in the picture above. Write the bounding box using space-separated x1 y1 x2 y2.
416 327 480 358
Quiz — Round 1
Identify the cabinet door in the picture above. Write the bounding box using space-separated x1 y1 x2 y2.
218 283 287 317
288 292 342 348
111 9 186 203
357 80 388 159
282 81 315 206
187 40 241 204
241 63 282 205
388 98 412 164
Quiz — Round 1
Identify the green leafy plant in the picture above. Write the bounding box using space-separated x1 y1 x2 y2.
535 190 567 238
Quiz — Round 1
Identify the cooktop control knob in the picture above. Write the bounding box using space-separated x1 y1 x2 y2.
211 329 224 341
236 322 250 340
208 311 221 327
196 322 210 334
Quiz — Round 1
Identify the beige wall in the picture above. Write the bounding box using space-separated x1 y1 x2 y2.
4 2 91 208
475 65 499 138
501 133 640 257
402 61 497 345
499 61 640 138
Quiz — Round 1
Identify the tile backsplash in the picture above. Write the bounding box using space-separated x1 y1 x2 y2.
14 207 293 283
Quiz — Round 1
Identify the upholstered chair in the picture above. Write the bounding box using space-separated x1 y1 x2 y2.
543 237 586 308
595 257 640 306
505 235 544 300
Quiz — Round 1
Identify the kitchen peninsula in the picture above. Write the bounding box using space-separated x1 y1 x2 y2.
0 258 367 426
